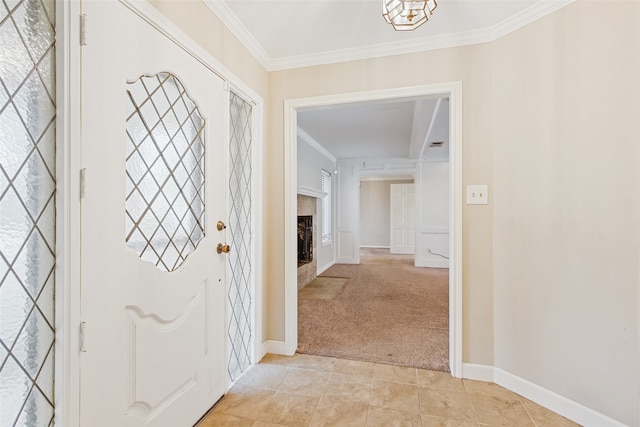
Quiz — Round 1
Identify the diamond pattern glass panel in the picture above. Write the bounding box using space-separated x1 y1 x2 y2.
0 0 56 425
125 73 206 272
227 92 253 382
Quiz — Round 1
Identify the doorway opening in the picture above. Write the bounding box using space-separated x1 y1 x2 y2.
284 82 463 376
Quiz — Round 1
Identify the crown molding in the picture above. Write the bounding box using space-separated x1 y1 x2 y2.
485 0 575 42
202 0 272 70
206 0 574 71
297 128 337 163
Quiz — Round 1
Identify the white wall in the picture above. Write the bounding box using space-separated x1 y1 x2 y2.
360 179 413 248
416 161 449 268
297 135 336 274
336 161 361 264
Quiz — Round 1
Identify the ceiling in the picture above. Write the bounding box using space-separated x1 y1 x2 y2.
207 0 574 70
298 96 450 161
205 0 572 163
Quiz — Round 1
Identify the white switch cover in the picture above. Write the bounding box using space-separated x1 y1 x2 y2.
466 185 488 205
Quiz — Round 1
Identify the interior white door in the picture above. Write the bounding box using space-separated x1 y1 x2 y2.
390 183 416 254
80 2 228 426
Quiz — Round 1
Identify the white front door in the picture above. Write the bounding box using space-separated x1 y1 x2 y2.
80 2 228 426
390 183 416 254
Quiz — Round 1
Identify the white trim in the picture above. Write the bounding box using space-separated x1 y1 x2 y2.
55 1 82 426
359 176 413 182
283 82 463 376
249 93 265 366
494 368 628 427
449 81 463 377
298 128 337 163
201 0 271 70
264 340 292 356
205 1 575 71
461 364 628 427
297 186 326 199
462 363 495 382
283 99 299 356
317 260 335 276
417 259 449 269
360 245 391 249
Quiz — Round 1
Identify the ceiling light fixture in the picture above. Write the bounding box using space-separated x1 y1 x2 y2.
383 0 437 31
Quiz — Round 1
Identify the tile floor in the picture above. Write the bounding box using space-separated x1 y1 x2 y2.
198 353 581 427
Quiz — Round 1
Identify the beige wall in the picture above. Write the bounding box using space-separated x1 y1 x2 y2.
150 0 639 424
269 43 496 365
491 2 640 424
360 180 414 248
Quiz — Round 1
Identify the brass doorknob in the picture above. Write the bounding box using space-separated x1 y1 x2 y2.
217 243 231 254
217 221 227 231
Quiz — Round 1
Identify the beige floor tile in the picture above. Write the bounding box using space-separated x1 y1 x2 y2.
463 380 521 401
418 387 476 422
417 370 465 392
258 391 320 426
251 422 287 427
469 394 534 426
366 406 423 427
213 384 275 420
521 400 581 427
422 415 478 427
333 359 376 379
236 364 290 390
290 353 337 372
373 364 418 384
309 395 369 427
278 368 331 397
198 412 254 426
324 373 372 404
370 380 421 413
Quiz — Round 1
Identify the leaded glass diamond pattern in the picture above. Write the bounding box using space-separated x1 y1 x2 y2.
227 92 253 382
125 73 206 272
0 0 56 425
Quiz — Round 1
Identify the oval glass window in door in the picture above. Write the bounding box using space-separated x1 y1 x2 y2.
124 73 205 272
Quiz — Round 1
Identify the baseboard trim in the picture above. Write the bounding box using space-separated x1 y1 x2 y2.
336 258 359 264
461 363 626 427
317 260 335 275
494 368 628 427
263 340 294 356
359 245 390 249
462 363 495 382
415 259 449 269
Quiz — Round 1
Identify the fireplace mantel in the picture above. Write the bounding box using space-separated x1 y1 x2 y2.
297 186 326 199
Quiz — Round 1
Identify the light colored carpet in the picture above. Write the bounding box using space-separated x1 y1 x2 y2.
299 277 349 300
297 248 450 372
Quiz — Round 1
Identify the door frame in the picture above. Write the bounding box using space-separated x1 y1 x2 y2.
55 0 82 425
283 82 463 377
55 1 265 424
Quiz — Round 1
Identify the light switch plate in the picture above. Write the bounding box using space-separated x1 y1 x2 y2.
466 185 488 205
